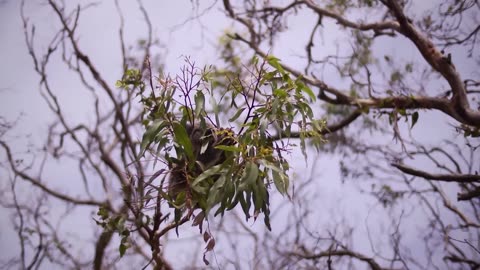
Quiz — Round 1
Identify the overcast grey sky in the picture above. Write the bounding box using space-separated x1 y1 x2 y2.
0 1 477 269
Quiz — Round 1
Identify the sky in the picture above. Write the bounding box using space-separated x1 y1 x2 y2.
0 0 477 269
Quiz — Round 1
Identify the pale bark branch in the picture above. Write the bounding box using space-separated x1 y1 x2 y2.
383 0 480 126
224 0 480 127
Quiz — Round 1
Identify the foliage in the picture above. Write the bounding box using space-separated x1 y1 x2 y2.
115 57 325 233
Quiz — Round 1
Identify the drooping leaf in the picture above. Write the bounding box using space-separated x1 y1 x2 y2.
210 95 220 126
97 206 109 220
243 161 259 187
191 165 223 189
203 231 211 242
296 80 316 102
214 145 241 152
229 107 246 122
238 192 251 220
194 91 205 117
205 175 226 214
172 122 194 161
411 111 419 129
272 170 288 195
119 243 128 257
266 55 285 74
139 120 166 157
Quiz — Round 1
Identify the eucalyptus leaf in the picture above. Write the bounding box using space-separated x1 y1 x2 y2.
229 107 246 122
192 165 223 188
194 91 205 117
172 122 194 161
139 120 166 158
411 111 419 129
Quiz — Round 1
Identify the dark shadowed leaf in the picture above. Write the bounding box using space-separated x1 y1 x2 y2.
411 111 419 129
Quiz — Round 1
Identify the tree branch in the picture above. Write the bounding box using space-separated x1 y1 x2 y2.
391 163 480 183
0 140 111 209
458 186 480 201
271 110 362 140
289 250 383 270
384 0 480 126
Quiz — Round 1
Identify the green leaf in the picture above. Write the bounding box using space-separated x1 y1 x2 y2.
194 91 205 117
139 120 165 157
210 95 220 126
253 185 263 211
119 243 128 257
205 175 226 214
115 80 124 88
405 63 413 73
266 55 285 74
272 170 288 194
390 71 402 83
97 206 109 220
411 111 419 129
214 145 241 152
229 107 246 122
259 160 289 194
296 81 316 102
172 122 194 161
239 192 251 220
243 162 259 187
192 165 223 189
273 88 288 98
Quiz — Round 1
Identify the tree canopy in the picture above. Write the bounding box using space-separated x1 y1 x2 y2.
1 0 479 269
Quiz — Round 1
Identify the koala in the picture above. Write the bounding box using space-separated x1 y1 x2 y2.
168 123 235 199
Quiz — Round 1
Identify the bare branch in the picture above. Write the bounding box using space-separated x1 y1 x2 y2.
288 250 384 270
0 140 110 208
392 163 480 183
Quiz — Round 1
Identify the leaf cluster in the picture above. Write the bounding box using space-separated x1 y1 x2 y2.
129 56 324 230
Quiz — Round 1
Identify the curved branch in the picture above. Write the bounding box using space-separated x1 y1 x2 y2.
225 0 480 127
289 250 383 270
458 186 480 201
384 0 480 126
48 0 143 163
257 0 400 32
271 110 362 140
93 230 114 270
0 140 110 209
392 163 480 183
233 31 478 126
